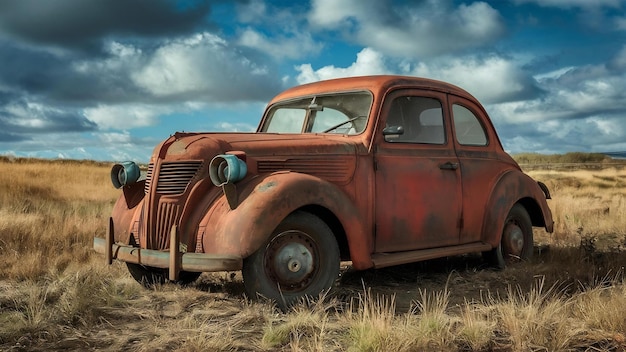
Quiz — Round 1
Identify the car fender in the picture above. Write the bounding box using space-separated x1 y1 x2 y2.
111 180 145 245
198 171 372 268
482 170 553 246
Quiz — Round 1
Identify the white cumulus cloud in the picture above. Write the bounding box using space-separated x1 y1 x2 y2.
237 28 322 60
410 55 539 104
295 48 389 84
512 0 622 8
308 0 505 58
132 32 277 100
84 104 164 130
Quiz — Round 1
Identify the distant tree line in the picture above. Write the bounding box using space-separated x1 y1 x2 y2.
513 152 612 164
0 156 111 167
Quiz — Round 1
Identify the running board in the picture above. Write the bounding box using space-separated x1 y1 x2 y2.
371 242 492 269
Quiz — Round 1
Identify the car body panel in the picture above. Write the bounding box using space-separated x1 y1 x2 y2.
97 75 554 277
373 89 462 252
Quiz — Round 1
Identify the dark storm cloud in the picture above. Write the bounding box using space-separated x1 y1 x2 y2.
0 80 98 143
0 115 97 134
495 119 551 141
0 90 16 105
0 0 282 110
0 0 216 107
0 0 213 51
0 132 29 143
0 42 147 105
0 98 98 135
539 64 626 119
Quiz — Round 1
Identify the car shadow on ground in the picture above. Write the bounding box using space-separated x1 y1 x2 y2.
191 245 626 313
192 252 505 312
335 253 497 312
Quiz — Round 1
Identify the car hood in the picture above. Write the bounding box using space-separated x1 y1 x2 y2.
148 132 361 184
150 132 361 163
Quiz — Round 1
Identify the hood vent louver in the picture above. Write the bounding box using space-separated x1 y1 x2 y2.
257 158 353 183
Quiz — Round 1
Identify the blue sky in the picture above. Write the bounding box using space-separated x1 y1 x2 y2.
0 0 625 162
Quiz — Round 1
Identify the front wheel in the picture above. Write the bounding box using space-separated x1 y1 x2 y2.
242 211 340 309
484 204 533 269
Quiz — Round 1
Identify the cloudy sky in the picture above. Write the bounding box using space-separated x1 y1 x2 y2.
0 0 625 162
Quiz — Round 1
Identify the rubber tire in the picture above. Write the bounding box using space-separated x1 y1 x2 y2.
242 211 340 310
126 263 201 288
484 204 533 269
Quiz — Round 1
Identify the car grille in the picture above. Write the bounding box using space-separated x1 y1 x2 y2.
153 202 182 250
144 163 154 194
144 161 203 195
140 161 203 251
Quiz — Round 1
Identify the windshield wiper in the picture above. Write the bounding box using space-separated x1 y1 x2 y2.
321 116 362 133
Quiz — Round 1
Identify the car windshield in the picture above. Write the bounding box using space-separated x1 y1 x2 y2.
260 91 373 134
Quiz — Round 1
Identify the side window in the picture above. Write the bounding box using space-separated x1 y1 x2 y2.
452 104 487 146
384 96 445 144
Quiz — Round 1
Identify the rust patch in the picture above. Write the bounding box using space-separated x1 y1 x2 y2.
167 140 188 155
256 181 277 192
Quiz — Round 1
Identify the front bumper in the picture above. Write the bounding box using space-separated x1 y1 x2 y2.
93 218 242 280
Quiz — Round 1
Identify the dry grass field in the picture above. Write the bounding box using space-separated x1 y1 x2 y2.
1 156 625 351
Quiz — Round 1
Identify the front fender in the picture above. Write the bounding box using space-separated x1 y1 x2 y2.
198 172 372 268
111 180 145 245
482 170 554 246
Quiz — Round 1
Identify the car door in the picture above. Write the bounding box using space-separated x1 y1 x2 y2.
448 94 503 244
374 90 462 253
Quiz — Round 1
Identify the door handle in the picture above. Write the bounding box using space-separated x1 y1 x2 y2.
439 162 459 170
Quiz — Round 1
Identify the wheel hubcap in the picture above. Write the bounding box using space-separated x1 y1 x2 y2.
265 230 317 292
502 222 524 259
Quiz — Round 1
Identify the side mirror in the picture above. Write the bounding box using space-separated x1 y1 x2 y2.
383 126 404 141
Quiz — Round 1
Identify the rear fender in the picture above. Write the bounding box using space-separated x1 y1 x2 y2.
482 170 554 246
199 172 372 269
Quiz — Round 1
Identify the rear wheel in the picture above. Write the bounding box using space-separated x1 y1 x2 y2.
484 204 533 269
126 263 201 288
242 211 340 309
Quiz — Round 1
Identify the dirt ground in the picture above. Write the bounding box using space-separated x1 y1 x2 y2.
337 254 519 312
198 241 623 313
4 244 626 351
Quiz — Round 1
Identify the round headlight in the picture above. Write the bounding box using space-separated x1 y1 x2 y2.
111 161 140 189
209 154 247 187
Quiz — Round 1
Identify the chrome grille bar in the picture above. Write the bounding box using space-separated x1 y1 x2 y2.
144 161 202 195
144 163 154 194
156 162 202 195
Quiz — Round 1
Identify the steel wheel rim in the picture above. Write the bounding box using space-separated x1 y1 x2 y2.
265 230 318 292
502 221 524 260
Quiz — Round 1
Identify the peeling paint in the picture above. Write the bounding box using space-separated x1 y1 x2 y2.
257 181 277 192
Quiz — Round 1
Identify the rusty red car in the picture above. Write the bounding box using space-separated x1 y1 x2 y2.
94 75 553 307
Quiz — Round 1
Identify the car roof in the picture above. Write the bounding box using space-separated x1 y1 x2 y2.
268 75 478 104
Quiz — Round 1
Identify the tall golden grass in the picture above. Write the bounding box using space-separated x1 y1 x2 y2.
0 157 625 351
528 167 626 248
0 158 118 280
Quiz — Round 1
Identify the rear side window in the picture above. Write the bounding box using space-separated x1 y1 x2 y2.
452 105 487 146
